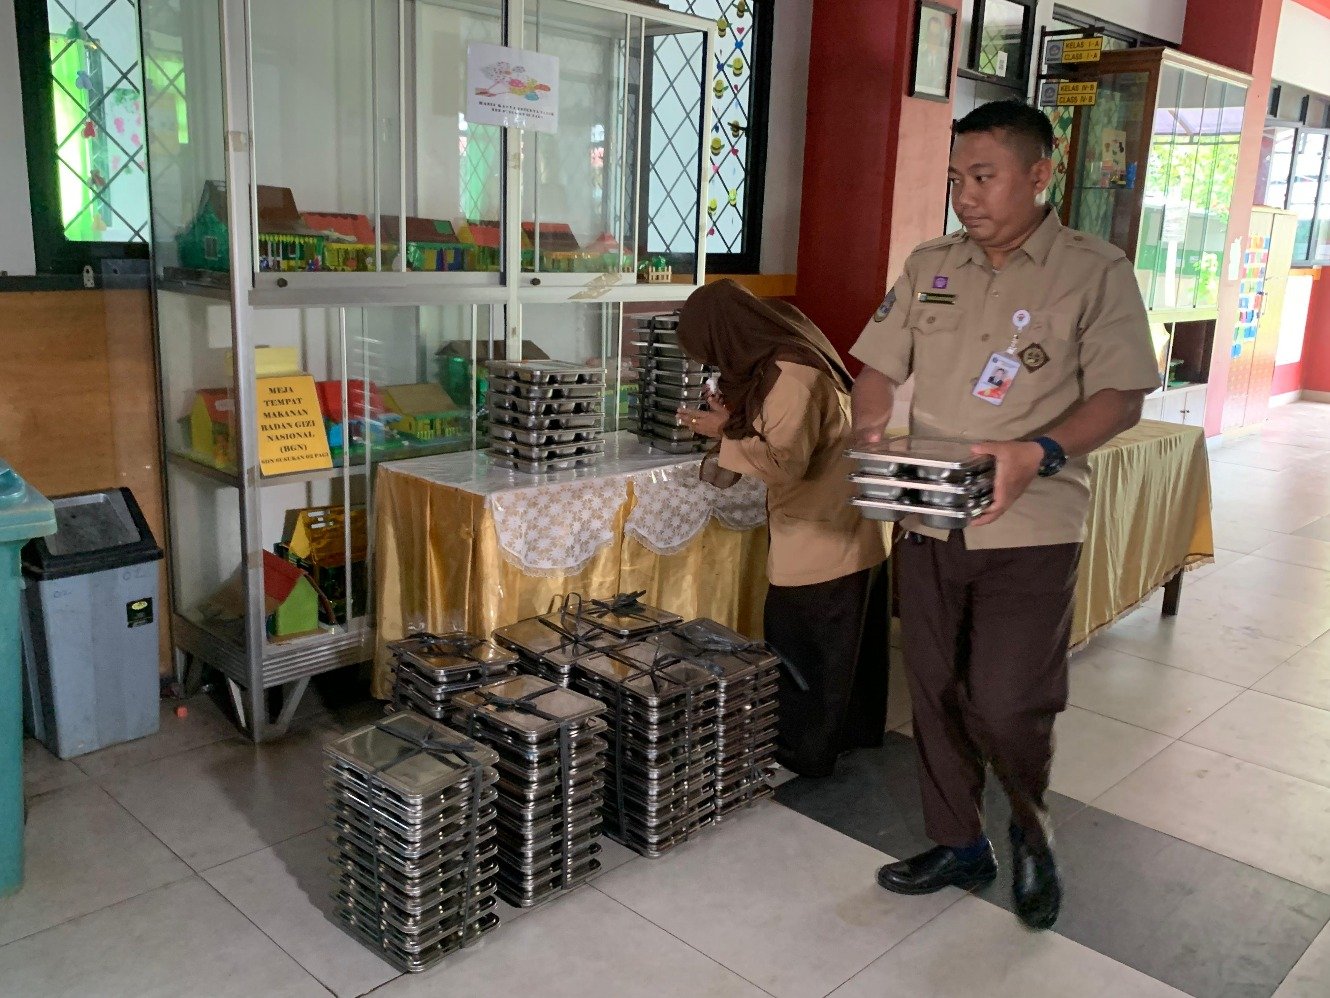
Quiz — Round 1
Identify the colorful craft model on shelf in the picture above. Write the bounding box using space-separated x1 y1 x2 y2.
187 387 236 470
639 257 673 284
262 550 328 639
275 505 368 626
382 216 470 272
178 181 325 273
314 379 406 460
304 212 394 273
382 383 469 443
458 221 503 272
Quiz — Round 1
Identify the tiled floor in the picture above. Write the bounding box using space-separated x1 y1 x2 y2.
5 403 1330 997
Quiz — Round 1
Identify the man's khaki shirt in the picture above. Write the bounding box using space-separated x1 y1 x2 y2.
850 210 1160 549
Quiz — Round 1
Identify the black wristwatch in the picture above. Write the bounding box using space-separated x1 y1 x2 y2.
1033 436 1067 477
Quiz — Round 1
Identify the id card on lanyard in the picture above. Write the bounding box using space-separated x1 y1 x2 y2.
972 309 1030 407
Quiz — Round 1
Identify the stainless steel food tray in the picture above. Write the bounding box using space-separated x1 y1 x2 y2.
489 377 604 400
489 453 602 476
488 394 604 416
486 360 606 385
490 410 603 431
490 426 599 447
850 495 993 529
847 437 995 480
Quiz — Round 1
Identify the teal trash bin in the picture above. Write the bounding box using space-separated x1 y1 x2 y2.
0 460 55 897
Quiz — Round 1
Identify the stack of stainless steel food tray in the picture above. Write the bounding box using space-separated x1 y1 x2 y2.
486 360 607 474
630 314 714 455
325 713 502 973
654 619 781 819
570 642 720 857
846 437 996 530
492 592 679 687
388 632 520 721
451 675 610 907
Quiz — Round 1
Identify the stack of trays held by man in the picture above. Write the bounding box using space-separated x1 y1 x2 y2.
630 314 714 455
487 360 607 474
451 675 610 907
845 437 996 530
493 592 681 687
652 619 782 819
389 632 520 721
571 636 720 857
325 713 501 973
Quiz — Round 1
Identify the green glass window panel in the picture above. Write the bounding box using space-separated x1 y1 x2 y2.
1136 65 1184 309
975 0 1027 83
48 0 149 243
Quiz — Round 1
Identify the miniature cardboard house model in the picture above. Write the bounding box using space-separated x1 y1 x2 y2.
263 550 324 639
188 388 236 468
305 212 394 272
381 216 470 272
275 505 369 625
383 383 468 442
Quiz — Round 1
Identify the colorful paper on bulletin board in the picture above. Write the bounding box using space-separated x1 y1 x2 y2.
466 43 559 134
257 375 333 476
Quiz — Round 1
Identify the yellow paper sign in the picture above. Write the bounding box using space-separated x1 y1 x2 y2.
1045 36 1103 64
257 375 332 476
1055 81 1098 106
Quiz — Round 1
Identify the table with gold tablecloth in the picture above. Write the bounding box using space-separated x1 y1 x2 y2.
371 433 774 697
1072 419 1215 648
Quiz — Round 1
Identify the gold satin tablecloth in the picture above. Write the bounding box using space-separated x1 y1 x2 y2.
372 455 770 698
1072 419 1214 647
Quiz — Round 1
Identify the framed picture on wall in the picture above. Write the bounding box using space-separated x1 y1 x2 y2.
966 0 1036 89
910 1 956 102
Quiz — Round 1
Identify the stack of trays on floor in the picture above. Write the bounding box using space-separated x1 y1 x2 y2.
451 675 610 907
571 637 720 857
487 360 607 474
630 314 714 454
493 592 681 687
325 713 501 973
388 632 519 720
846 437 996 530
652 619 782 819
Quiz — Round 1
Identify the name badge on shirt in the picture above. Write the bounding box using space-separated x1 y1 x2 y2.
916 292 956 305
972 352 1021 406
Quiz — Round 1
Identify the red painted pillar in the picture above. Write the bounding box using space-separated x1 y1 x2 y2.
1180 0 1283 434
1304 274 1330 394
793 0 960 370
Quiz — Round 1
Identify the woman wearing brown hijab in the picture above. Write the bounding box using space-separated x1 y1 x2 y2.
676 279 888 778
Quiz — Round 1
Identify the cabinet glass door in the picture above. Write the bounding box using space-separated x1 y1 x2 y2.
1136 63 1184 310
1069 70 1149 252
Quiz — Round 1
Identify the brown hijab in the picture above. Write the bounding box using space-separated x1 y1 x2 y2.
676 279 852 440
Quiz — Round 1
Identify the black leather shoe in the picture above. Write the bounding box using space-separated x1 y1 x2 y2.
876 843 997 896
1011 831 1061 930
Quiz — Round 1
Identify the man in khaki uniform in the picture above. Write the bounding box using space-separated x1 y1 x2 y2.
850 100 1160 929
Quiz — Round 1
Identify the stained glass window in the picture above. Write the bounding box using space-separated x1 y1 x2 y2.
652 0 767 268
971 0 1032 86
45 0 150 244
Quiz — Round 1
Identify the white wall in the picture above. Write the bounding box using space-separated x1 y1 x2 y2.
1051 0 1185 43
1274 1 1330 94
0 3 35 276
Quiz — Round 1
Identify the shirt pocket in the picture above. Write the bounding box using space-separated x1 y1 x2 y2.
909 306 964 375
1023 310 1079 374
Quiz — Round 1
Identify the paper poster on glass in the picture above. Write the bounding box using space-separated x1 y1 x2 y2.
466 43 560 134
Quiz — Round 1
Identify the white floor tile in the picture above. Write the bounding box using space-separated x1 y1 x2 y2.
202 828 398 998
22 739 88 798
1252 535 1330 572
1049 706 1173 803
831 896 1187 998
1171 584 1330 649
1068 645 1242 737
1275 919 1330 998
372 886 769 997
1190 556 1330 611
1183 690 1330 791
98 721 336 871
1295 516 1330 543
73 694 239 782
1210 518 1295 555
593 800 961 998
1255 636 1330 711
0 877 327 998
1098 742 1330 894
1095 612 1301 686
0 783 191 947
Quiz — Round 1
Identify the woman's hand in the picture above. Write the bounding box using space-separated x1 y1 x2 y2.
678 405 727 439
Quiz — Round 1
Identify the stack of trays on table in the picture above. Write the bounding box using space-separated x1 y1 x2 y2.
845 437 996 530
487 360 607 474
630 314 715 455
451 675 610 907
493 592 681 687
324 713 501 973
652 619 782 819
388 632 519 720
571 639 720 857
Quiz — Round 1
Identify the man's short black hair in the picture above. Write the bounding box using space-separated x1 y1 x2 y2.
953 99 1054 163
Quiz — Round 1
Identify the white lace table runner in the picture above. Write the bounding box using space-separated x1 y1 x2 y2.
625 465 768 557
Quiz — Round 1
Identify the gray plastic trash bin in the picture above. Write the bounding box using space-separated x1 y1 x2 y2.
20 488 163 759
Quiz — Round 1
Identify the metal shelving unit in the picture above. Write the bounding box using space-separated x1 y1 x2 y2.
142 0 715 740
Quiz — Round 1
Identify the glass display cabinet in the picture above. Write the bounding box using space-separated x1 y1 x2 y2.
140 0 715 739
1054 48 1250 424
